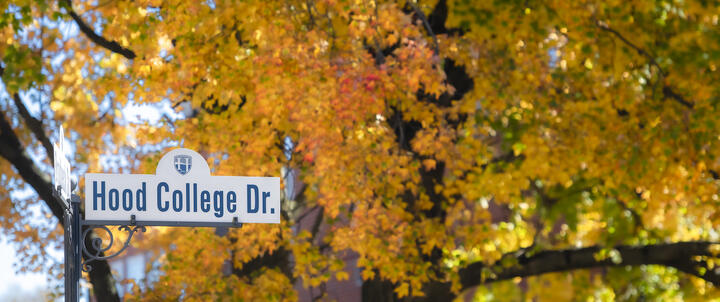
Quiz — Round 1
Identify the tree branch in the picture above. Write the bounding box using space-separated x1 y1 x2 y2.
614 197 644 232
596 21 695 109
407 2 439 55
458 241 720 290
596 21 663 76
662 85 695 109
12 93 55 165
0 110 64 219
0 110 121 301
62 0 136 59
309 206 324 241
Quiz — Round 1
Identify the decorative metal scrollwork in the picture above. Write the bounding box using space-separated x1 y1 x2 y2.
82 225 146 272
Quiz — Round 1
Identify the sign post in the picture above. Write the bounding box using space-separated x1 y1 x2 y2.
53 126 79 302
54 127 71 206
57 147 280 301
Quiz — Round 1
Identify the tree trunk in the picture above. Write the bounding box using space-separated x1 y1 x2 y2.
0 110 121 302
362 277 395 302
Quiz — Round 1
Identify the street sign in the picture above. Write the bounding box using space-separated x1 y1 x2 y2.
84 148 281 226
52 126 80 302
54 126 71 206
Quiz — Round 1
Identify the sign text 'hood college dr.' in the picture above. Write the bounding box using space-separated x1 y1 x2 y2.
84 149 280 225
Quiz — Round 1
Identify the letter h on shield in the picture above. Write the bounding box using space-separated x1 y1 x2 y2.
174 155 192 175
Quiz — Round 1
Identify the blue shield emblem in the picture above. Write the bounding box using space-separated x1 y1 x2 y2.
174 155 192 175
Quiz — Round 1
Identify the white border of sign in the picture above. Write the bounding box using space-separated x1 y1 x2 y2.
54 126 71 205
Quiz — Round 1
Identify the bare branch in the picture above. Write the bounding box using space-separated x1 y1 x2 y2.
408 1 439 55
0 110 64 218
62 0 137 59
458 241 720 289
596 21 695 109
662 85 695 109
309 206 324 241
12 93 55 165
596 21 663 77
295 204 318 223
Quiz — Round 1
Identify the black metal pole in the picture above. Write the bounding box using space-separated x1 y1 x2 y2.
59 189 80 302
71 194 81 302
63 206 73 302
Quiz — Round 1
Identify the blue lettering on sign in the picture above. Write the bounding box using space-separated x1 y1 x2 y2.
201 190 210 212
262 191 270 214
246 184 271 214
227 191 236 214
157 182 169 212
93 181 147 212
172 190 183 212
122 189 133 211
91 181 274 218
193 183 198 212
247 184 259 213
108 189 119 211
213 191 224 218
137 183 147 211
93 181 105 211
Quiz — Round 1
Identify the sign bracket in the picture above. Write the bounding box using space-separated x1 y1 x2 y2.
80 224 147 273
79 215 245 272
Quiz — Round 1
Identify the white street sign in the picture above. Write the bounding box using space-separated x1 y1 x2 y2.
84 148 281 225
53 126 71 205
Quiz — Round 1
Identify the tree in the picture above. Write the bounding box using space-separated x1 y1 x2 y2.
2 0 720 300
